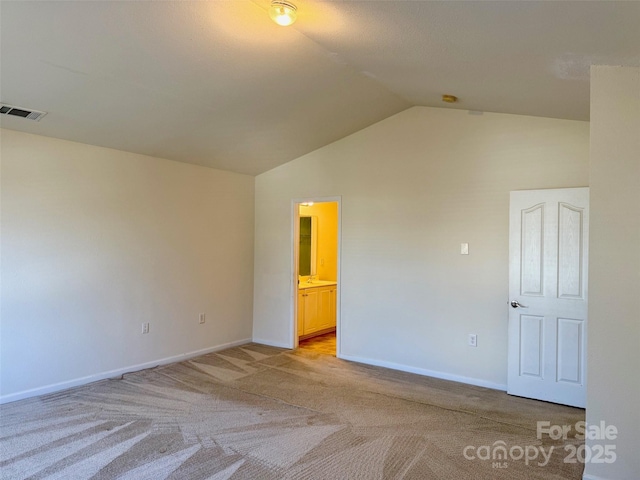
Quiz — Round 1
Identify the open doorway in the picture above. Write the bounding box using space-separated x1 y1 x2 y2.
293 198 340 357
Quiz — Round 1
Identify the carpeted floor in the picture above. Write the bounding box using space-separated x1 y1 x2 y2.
0 343 585 479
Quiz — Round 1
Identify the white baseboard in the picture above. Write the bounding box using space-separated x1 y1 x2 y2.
0 338 252 405
339 353 507 391
252 338 292 349
582 475 609 480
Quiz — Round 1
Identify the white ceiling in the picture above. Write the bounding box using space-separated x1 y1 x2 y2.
1 1 638 175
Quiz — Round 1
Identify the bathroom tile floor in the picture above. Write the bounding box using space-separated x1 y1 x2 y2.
298 331 336 356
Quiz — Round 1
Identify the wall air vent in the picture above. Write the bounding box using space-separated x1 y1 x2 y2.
0 103 47 121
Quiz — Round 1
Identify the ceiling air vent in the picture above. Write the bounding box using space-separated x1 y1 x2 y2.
0 103 47 121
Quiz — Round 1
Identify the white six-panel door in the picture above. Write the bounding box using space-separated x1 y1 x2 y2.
508 188 589 407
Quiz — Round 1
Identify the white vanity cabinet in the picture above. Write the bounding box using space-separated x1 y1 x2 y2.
298 282 336 339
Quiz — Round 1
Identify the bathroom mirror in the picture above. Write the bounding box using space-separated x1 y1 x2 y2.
299 216 318 276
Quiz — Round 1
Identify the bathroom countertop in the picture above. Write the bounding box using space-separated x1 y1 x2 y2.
298 280 337 290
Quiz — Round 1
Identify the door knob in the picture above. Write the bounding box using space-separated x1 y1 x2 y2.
510 300 528 309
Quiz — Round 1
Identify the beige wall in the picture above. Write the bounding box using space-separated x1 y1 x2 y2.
585 66 640 480
253 106 589 388
299 202 338 281
0 129 255 401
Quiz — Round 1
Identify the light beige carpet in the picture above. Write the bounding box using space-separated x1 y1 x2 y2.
0 343 584 479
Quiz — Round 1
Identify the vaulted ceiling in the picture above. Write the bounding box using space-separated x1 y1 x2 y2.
1 1 638 175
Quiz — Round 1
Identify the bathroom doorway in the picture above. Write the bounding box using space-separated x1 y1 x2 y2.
293 198 341 357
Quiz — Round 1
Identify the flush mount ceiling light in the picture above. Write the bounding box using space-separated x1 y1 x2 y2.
269 0 297 26
442 94 458 104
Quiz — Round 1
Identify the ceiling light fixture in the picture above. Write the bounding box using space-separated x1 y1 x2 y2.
269 0 297 26
442 94 458 104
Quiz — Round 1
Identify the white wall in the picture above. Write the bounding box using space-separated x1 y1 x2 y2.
585 66 639 480
0 129 255 401
254 106 589 388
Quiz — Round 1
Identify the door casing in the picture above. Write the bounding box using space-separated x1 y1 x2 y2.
291 196 342 356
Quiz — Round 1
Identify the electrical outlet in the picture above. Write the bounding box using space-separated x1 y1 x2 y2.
142 322 150 334
199 313 206 324
468 334 477 347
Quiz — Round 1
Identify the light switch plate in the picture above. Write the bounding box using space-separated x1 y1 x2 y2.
461 243 469 255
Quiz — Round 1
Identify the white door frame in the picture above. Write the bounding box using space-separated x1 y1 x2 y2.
291 196 342 357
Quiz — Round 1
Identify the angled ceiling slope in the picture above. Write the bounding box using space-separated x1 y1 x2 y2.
1 1 638 175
